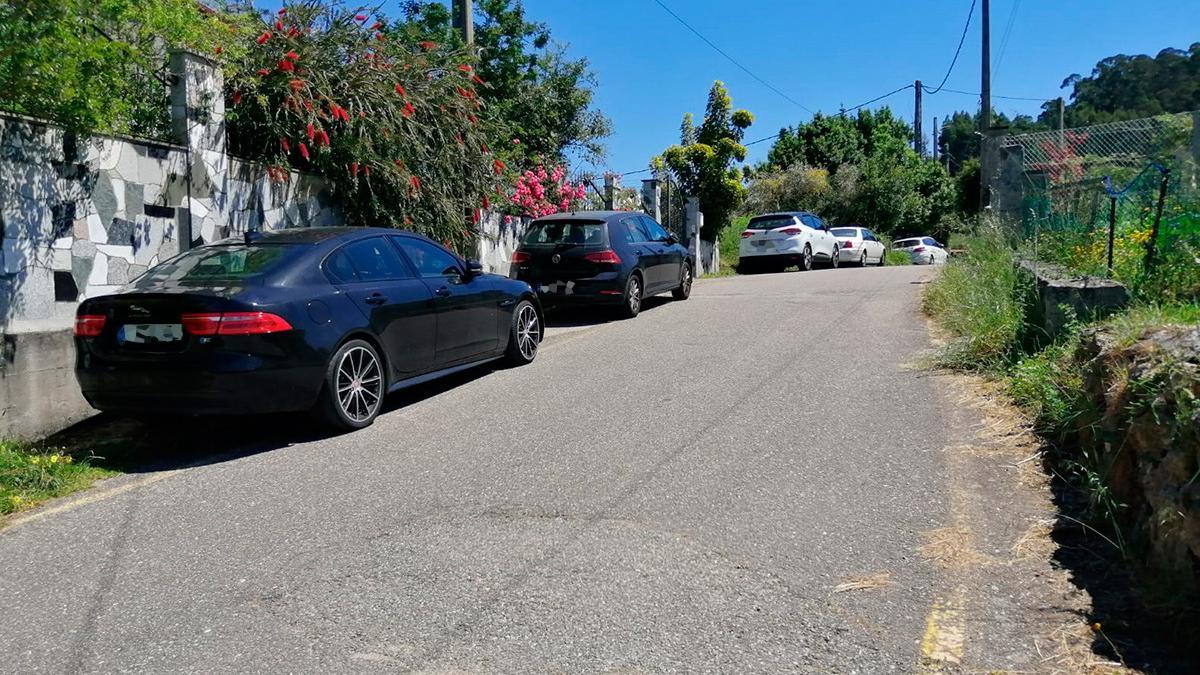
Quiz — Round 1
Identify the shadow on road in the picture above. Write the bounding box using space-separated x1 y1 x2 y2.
44 362 501 475
543 296 671 328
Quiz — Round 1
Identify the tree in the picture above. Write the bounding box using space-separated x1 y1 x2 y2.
657 81 754 240
399 0 611 169
225 2 497 251
0 0 252 137
1044 44 1200 127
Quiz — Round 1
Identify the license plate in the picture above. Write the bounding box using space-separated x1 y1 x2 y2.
753 240 773 248
539 281 574 296
118 323 183 345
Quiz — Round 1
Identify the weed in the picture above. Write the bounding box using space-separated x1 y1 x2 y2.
0 440 116 516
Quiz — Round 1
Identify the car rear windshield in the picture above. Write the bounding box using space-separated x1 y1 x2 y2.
138 244 302 284
747 216 797 231
893 239 921 248
521 221 607 246
830 228 859 237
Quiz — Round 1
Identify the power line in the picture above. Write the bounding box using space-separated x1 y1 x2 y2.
930 86 1050 102
994 0 1022 79
648 0 815 114
923 0 977 95
842 84 915 114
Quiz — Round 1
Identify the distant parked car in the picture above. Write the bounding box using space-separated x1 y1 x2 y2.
739 211 839 272
510 211 693 319
830 226 886 267
74 227 543 431
892 236 950 265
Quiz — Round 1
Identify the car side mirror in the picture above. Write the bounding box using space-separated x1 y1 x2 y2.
465 259 484 278
664 234 678 245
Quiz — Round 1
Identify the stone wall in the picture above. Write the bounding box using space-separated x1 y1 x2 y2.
0 51 339 438
1016 259 1129 341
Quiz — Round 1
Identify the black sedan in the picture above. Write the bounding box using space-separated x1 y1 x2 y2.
74 227 543 430
510 211 693 317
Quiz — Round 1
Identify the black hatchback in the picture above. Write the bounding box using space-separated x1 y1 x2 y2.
74 227 543 431
509 211 693 318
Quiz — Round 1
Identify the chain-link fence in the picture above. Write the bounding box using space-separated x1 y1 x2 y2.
988 111 1200 301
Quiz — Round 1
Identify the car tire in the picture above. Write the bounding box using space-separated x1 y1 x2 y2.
620 273 643 319
671 263 693 300
800 245 813 272
504 299 541 366
859 251 867 267
829 247 840 269
315 338 385 431
877 250 886 266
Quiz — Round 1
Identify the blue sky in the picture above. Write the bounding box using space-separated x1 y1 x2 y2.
264 1 1199 177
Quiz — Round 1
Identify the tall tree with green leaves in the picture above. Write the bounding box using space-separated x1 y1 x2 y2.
399 0 610 169
1044 44 1200 127
657 81 754 239
0 0 252 137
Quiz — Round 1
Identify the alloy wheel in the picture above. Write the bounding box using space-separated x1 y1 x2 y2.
831 248 839 269
336 345 383 423
860 251 867 266
516 303 540 361
681 266 692 295
803 246 813 271
628 276 642 314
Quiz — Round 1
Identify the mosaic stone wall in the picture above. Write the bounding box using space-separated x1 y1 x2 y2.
0 52 339 332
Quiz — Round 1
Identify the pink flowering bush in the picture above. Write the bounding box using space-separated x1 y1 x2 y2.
510 164 588 219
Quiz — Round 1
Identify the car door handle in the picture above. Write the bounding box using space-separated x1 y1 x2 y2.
635 250 643 256
434 287 451 297
364 293 387 305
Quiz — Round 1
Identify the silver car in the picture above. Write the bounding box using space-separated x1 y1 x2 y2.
892 236 949 265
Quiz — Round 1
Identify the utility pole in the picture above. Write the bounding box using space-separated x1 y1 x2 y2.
1057 96 1065 148
452 0 474 45
932 117 939 161
979 0 992 210
914 80 924 156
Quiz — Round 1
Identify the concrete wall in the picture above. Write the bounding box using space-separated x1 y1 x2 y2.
476 212 531 278
1017 260 1129 340
0 329 91 440
0 51 339 439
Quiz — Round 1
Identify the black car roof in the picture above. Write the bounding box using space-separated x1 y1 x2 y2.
529 210 634 223
212 226 426 246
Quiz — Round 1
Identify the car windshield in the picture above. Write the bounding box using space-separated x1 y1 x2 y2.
830 228 859 237
521 221 607 246
894 239 921 248
747 216 797 231
137 244 301 284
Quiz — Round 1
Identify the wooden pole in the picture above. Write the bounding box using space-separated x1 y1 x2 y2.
452 0 474 45
914 80 924 156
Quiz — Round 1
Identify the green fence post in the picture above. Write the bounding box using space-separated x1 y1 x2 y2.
1107 196 1117 277
1144 168 1170 273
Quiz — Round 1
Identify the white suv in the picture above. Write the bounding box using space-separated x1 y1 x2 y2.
738 212 839 273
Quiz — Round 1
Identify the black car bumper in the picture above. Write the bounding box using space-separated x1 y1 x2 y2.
77 355 324 416
522 273 627 308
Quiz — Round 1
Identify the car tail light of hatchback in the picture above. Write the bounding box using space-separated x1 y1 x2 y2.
74 314 106 337
181 312 293 336
778 227 803 236
583 250 622 264
913 246 926 253
841 240 854 248
511 250 532 264
741 230 755 238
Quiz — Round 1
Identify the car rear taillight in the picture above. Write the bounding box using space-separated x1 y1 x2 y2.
74 314 106 337
841 240 854 248
741 230 756 238
778 227 803 236
181 312 292 336
583 250 621 264
913 246 926 253
511 250 531 264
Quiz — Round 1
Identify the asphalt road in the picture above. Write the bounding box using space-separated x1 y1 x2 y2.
0 265 955 672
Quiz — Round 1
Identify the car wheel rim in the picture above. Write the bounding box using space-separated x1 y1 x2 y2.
629 278 641 313
682 266 692 294
336 346 382 423
832 250 839 268
516 303 539 361
804 249 812 270
861 252 866 265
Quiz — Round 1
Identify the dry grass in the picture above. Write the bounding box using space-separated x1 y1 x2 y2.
919 525 992 569
1012 518 1058 561
832 571 894 593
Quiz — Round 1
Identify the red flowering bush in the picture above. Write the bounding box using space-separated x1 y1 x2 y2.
225 2 497 251
509 164 588 219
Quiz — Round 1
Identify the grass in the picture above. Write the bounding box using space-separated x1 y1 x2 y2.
0 439 117 516
922 230 1027 370
884 250 912 266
